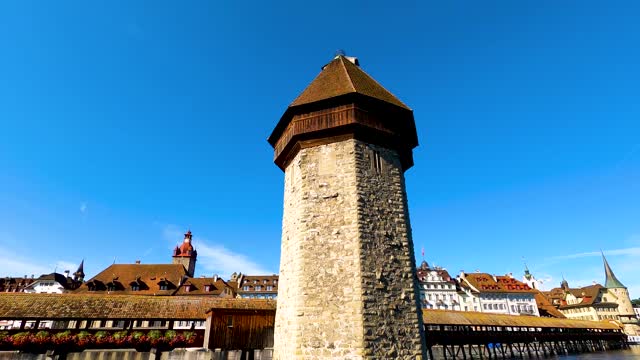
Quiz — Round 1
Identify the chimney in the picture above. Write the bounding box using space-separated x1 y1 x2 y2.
135 260 141 264
64 270 70 278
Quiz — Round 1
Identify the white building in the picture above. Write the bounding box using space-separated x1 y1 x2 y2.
23 272 76 294
459 272 539 316
416 261 460 310
522 264 543 290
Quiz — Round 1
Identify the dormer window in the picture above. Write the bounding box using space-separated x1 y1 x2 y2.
107 284 116 292
263 280 268 284
159 284 168 291
255 285 262 291
254 280 258 284
131 284 139 291
204 285 211 292
185 284 192 292
273 280 277 285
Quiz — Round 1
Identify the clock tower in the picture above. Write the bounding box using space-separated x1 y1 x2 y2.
172 230 197 277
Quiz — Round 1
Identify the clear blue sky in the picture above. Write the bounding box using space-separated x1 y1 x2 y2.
0 1 638 297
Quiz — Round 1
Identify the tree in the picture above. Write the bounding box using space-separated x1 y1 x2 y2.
632 298 640 306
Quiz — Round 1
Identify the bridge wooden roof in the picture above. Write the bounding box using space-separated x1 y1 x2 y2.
0 293 275 320
423 309 621 330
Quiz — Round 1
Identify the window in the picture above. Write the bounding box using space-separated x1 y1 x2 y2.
131 284 139 291
227 316 233 328
371 150 383 173
255 285 262 291
263 280 268 284
204 285 211 292
184 285 191 293
273 280 277 285
266 285 273 291
159 284 168 291
243 286 250 291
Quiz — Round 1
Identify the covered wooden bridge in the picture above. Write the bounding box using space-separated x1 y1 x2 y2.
423 310 628 359
0 294 630 359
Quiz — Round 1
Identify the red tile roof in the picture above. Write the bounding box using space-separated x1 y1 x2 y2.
73 264 187 295
464 273 536 294
534 292 566 318
174 278 235 297
0 277 35 293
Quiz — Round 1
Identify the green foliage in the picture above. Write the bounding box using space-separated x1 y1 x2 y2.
164 330 177 340
34 331 49 339
0 331 9 341
54 331 72 339
631 298 640 306
12 332 30 341
94 331 109 339
182 331 195 340
147 330 162 340
131 331 145 340
76 331 92 339
112 331 129 340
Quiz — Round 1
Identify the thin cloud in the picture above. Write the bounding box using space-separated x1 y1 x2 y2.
0 248 79 278
196 242 271 279
161 225 272 278
551 247 640 260
79 202 88 214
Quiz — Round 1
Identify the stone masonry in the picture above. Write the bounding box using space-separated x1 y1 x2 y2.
273 138 426 359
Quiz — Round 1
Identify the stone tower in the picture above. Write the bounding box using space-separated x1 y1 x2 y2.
602 252 640 335
173 230 197 277
268 55 427 359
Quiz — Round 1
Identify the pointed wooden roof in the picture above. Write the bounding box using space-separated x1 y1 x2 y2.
602 253 625 288
268 55 418 171
289 55 410 110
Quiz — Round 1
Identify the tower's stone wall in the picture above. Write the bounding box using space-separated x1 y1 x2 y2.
274 138 426 360
173 257 196 278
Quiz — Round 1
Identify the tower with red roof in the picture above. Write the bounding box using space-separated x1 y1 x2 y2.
172 230 197 277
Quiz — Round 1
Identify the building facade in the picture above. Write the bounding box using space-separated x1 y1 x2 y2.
229 273 278 300
24 272 82 294
542 254 640 336
459 272 540 316
416 261 460 310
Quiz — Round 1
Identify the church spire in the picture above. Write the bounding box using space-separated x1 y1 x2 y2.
73 259 85 282
602 251 625 288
